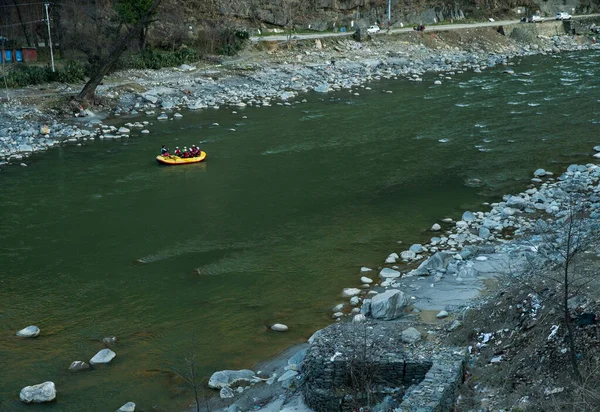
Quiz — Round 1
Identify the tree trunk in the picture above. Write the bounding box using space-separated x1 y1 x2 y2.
12 0 32 47
78 0 161 101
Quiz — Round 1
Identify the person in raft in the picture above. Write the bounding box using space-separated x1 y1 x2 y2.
160 145 170 156
191 145 200 157
173 146 182 157
182 147 190 158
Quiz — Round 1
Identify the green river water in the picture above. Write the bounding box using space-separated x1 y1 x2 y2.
1 50 599 410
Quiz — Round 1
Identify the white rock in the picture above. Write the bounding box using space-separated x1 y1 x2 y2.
157 113 168 120
141 130 150 134
271 323 288 332
360 276 373 284
332 312 344 319
400 250 416 260
360 267 373 272
20 382 56 403
16 325 40 338
117 402 136 412
378 268 401 279
209 370 256 389
342 288 362 297
90 348 116 365
401 327 422 344
220 386 235 399
117 127 130 134
436 310 449 319
352 314 367 323
385 253 399 263
369 289 407 320
433 80 442 85
68 361 90 372
350 296 360 306
431 223 441 231
174 113 183 118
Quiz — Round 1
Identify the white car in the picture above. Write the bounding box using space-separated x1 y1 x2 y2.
528 15 544 23
367 25 381 34
556 12 572 20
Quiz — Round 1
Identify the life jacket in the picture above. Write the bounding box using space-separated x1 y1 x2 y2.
174 149 182 156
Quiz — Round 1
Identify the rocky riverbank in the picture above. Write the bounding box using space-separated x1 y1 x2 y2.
1 22 599 166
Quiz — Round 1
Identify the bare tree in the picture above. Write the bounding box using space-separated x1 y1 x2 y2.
77 0 161 101
513 193 600 382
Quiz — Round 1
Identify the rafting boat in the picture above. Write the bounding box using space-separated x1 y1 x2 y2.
156 151 207 165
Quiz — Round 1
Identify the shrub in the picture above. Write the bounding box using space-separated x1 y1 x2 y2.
116 47 199 70
1 61 86 88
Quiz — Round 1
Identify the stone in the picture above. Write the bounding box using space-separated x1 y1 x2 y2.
401 327 422 344
16 325 40 338
360 276 373 284
533 168 547 177
379 268 401 279
19 382 56 403
350 296 360 306
117 127 130 134
369 289 407 320
103 336 117 345
157 113 168 120
174 112 183 118
433 80 442 85
332 312 344 319
385 253 398 263
400 250 416 260
413 251 454 275
479 226 491 239
448 320 462 331
342 288 361 297
360 267 373 272
220 386 235 399
352 314 367 323
409 244 425 253
141 130 150 134
90 348 116 365
431 223 441 231
277 369 298 382
68 361 90 372
288 348 307 372
117 402 136 411
436 310 449 319
462 211 475 222
271 323 288 332
209 370 255 389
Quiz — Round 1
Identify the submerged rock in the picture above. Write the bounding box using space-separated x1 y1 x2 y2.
68 361 90 372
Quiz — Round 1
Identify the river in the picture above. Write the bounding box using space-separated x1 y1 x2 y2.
1 49 599 410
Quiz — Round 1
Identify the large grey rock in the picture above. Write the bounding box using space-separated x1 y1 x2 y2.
506 196 527 210
409 244 425 253
401 327 422 344
208 370 255 389
379 268 401 279
400 250 416 260
462 211 476 222
90 348 116 365
414 251 454 275
220 386 235 399
16 325 40 338
369 289 407 320
117 402 136 412
19 381 56 403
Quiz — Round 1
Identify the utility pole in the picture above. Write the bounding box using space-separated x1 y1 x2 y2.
387 0 391 29
44 2 55 72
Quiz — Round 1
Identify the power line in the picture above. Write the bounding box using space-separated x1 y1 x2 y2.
0 2 52 9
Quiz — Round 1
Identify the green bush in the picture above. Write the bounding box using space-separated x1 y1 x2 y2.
116 47 199 70
1 61 86 88
218 29 249 56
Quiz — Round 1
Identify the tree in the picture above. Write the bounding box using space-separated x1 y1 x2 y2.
114 0 156 50
77 0 161 102
517 192 600 382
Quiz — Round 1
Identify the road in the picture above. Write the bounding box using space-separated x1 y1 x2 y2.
250 15 595 42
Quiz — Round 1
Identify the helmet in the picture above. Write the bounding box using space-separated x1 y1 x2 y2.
192 145 196 147
184 147 187 149
176 146 179 149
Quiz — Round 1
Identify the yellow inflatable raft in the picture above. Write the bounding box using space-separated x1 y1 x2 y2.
156 151 207 165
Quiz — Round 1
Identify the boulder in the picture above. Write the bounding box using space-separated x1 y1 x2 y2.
117 402 136 412
369 289 407 320
378 268 401 279
90 348 116 365
409 244 425 253
16 325 40 338
117 127 130 134
462 211 476 222
414 251 454 275
385 253 398 263
19 381 56 403
271 323 288 332
209 370 255 389
352 314 367 323
400 250 416 260
431 223 441 231
533 168 547 177
220 386 235 399
342 288 361 297
436 310 449 319
360 276 373 284
401 327 422 344
68 361 90 372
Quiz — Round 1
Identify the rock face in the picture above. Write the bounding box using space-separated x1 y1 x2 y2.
16 325 40 338
90 348 116 365
19 381 56 403
366 289 407 320
208 369 255 389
